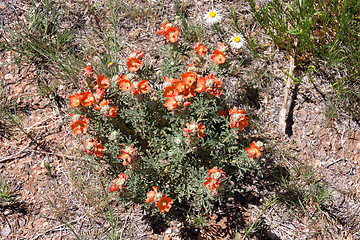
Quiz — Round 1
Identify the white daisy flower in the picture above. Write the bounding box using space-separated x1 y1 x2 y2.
204 9 222 25
229 33 245 49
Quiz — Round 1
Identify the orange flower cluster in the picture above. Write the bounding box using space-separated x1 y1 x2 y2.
70 114 90 135
69 91 95 108
157 21 179 43
118 145 138 166
126 50 143 72
204 167 226 196
82 137 107 158
211 43 227 65
110 173 128 193
118 75 150 95
69 68 118 118
163 71 223 111
229 107 249 131
245 141 264 159
193 43 208 57
145 186 173 213
163 72 196 111
195 73 223 99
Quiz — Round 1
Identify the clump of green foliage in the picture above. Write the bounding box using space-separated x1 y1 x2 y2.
250 0 360 119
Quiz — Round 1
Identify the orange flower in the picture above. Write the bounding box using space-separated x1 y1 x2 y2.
137 80 150 94
211 49 226 65
97 74 110 89
182 71 197 87
95 88 105 100
163 86 176 98
118 152 131 166
110 173 128 192
229 107 249 131
145 186 160 203
93 140 107 158
69 93 84 108
157 196 173 213
118 75 133 92
84 65 93 77
157 21 170 35
204 177 220 191
82 137 107 158
207 166 221 176
108 106 118 118
207 166 225 179
164 97 177 111
195 77 206 93
193 43 208 57
80 92 95 107
164 26 179 43
195 74 223 98
204 167 225 195
174 82 187 94
183 122 205 139
70 118 89 135
126 58 142 72
118 145 137 166
245 142 262 159
94 99 110 110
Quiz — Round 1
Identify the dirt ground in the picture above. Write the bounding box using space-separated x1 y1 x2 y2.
1 0 360 239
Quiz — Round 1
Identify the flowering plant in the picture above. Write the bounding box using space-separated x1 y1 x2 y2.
67 17 263 223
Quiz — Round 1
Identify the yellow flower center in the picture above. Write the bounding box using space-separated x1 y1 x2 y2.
234 36 241 43
209 11 216 18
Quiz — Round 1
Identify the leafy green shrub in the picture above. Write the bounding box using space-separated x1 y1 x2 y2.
66 14 265 224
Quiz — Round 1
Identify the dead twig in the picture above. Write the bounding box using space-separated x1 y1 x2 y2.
325 159 355 175
0 141 33 163
279 55 295 134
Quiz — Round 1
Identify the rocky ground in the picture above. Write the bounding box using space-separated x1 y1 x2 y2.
1 0 359 239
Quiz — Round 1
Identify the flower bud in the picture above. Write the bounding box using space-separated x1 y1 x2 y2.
109 131 120 141
85 141 94 151
125 73 136 81
205 79 214 88
255 141 264 149
72 114 81 122
212 172 221 180
100 105 110 115
154 192 163 202
115 177 126 187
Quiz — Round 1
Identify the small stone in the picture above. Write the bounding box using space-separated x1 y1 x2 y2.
1 226 11 237
4 73 12 80
32 182 38 187
24 170 29 175
19 219 26 228
24 163 30 168
44 156 53 163
164 228 172 234
299 108 307 121
4 209 12 216
33 208 40 215
15 184 22 191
